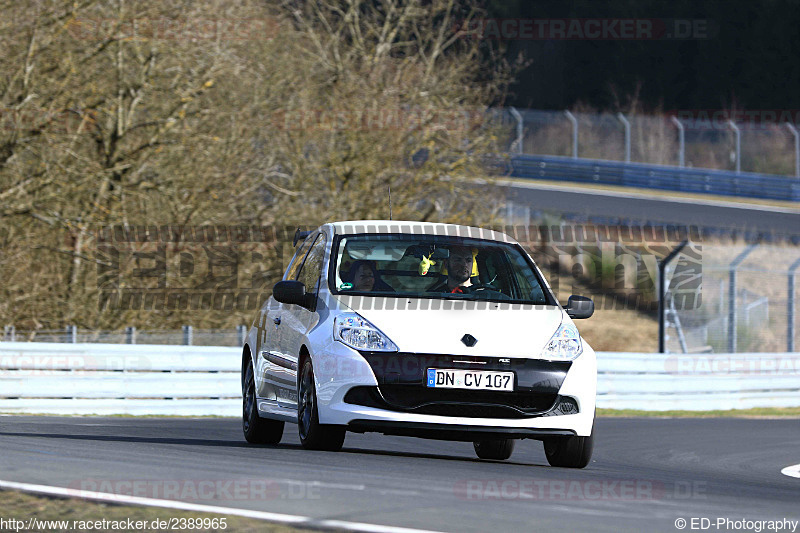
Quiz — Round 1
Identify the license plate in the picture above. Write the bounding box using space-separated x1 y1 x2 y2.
426 368 514 392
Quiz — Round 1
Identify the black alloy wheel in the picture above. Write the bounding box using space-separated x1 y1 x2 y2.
298 358 346 451
242 359 284 444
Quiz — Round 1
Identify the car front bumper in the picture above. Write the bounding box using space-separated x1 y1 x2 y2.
311 336 597 437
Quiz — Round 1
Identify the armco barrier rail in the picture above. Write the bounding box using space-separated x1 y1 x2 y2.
499 154 800 202
598 352 800 411
0 343 241 416
0 343 798 415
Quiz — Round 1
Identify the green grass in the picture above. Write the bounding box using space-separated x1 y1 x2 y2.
0 490 304 533
598 407 800 418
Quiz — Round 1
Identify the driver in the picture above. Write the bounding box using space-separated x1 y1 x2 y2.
427 245 478 294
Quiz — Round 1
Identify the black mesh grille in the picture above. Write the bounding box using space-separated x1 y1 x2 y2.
379 384 557 412
343 385 560 419
414 404 523 418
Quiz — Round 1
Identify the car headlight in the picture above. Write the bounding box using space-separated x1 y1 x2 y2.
541 323 583 360
334 313 398 352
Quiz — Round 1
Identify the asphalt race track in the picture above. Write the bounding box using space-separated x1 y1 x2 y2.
1 417 798 532
504 182 800 239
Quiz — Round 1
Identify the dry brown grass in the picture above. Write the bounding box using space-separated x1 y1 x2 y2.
576 308 658 352
0 489 300 533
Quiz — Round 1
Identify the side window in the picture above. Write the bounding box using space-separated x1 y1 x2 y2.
297 234 326 296
507 251 546 303
284 234 315 281
482 251 513 296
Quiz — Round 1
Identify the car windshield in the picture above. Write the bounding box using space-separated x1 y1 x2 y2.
330 234 551 304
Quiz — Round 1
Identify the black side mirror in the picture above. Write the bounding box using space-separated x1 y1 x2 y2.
293 229 312 247
564 295 594 319
273 280 309 307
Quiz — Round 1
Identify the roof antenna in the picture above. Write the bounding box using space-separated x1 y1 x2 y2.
388 183 393 220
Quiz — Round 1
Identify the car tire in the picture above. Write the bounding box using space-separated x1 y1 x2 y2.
242 359 284 444
543 430 593 468
473 438 515 460
298 358 346 451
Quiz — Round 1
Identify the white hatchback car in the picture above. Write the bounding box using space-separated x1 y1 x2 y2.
242 221 596 467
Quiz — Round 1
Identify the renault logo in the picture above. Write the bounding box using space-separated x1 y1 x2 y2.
461 334 477 347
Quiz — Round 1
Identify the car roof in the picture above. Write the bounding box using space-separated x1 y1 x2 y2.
324 220 517 244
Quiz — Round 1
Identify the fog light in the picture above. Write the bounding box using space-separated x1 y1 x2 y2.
558 397 579 415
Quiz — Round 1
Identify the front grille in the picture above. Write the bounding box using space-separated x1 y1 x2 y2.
379 384 557 411
415 404 525 418
344 385 561 419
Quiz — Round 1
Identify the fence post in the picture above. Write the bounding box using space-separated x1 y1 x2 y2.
237 324 247 347
728 244 757 352
742 291 749 325
617 112 631 162
789 257 800 352
671 116 685 167
786 122 799 178
65 325 77 344
564 110 578 159
509 107 524 155
659 240 688 353
727 120 741 174
182 325 193 346
3 325 14 342
125 326 136 345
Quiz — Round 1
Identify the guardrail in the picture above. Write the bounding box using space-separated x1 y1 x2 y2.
1 343 798 415
0 343 240 416
598 352 800 411
498 154 800 202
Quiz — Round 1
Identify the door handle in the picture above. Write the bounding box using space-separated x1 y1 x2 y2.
273 317 281 325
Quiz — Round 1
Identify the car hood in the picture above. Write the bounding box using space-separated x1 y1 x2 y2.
334 296 566 358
